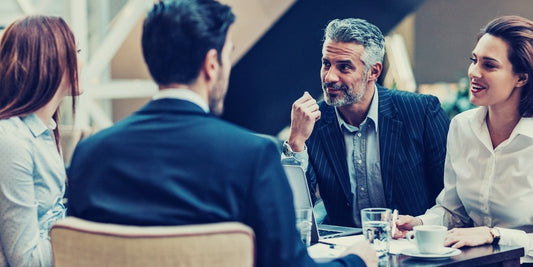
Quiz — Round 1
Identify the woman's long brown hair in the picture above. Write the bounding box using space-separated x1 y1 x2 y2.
0 15 79 151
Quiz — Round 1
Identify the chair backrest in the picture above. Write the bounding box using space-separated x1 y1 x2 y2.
50 217 255 267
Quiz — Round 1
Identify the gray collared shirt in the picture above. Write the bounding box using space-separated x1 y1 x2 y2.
291 86 385 227
335 86 385 226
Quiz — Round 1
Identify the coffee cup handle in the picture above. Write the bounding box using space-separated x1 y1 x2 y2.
406 231 416 243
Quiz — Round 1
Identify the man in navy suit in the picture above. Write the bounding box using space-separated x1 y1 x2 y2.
283 18 450 228
67 1 376 266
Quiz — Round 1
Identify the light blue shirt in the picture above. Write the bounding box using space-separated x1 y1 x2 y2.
0 113 66 267
291 86 385 226
335 86 385 226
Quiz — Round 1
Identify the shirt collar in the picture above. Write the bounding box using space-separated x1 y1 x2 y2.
335 85 379 132
515 117 533 139
472 106 488 127
21 113 55 138
152 88 210 113
473 106 533 139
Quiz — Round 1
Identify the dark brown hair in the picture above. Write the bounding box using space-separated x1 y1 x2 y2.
480 15 533 117
142 0 234 85
0 15 79 148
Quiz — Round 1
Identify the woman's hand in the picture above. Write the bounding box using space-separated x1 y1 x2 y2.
393 215 422 239
445 226 493 248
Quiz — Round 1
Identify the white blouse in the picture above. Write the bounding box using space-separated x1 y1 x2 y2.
421 106 533 262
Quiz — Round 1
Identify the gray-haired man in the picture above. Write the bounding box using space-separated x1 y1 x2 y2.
284 18 450 228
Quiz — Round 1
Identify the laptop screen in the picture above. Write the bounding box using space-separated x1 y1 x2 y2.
282 164 321 243
282 164 314 209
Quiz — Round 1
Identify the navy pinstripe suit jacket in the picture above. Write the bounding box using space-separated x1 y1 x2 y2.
306 85 450 227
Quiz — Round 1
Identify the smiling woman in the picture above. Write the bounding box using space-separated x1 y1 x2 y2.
396 15 533 263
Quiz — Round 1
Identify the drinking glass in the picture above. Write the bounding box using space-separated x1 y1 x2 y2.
295 208 313 247
361 208 392 256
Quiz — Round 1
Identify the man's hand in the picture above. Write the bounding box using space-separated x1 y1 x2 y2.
288 92 321 152
445 227 493 249
341 240 378 267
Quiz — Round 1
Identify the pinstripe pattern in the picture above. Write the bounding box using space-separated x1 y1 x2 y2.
306 85 450 227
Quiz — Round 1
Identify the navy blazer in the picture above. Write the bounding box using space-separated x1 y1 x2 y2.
67 99 364 267
306 85 450 227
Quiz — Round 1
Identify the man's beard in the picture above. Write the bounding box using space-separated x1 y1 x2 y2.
209 72 228 116
322 80 366 107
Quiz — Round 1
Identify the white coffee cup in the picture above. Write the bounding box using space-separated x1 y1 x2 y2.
406 225 447 254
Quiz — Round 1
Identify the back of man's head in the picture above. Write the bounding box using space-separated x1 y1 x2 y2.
142 0 235 86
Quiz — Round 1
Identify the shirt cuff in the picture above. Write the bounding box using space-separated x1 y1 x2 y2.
498 227 529 252
418 210 445 226
417 214 444 225
281 141 309 170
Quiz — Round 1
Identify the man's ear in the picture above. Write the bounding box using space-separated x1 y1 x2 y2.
367 62 383 83
203 48 220 82
516 73 529 88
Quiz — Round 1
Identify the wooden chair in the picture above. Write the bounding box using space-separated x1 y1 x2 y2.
50 217 255 267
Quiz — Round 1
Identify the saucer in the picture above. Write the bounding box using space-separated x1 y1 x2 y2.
401 247 461 259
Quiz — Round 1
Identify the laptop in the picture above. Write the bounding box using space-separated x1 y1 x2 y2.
282 164 362 244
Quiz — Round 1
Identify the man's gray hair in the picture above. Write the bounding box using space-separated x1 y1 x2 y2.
324 18 385 71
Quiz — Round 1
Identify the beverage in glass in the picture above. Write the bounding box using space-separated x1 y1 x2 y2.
295 208 313 247
361 208 392 256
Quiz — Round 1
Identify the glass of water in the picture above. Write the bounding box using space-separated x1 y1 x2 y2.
295 208 313 247
361 208 392 256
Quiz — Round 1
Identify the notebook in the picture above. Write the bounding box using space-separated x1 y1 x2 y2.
282 164 362 244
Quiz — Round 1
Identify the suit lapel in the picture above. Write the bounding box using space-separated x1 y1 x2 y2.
317 105 352 201
377 86 403 207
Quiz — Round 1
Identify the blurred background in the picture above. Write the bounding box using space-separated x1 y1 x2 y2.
1 0 533 162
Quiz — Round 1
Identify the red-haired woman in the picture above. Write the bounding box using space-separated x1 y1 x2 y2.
0 15 80 266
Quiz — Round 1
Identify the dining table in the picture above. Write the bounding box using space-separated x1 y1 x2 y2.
308 234 525 266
